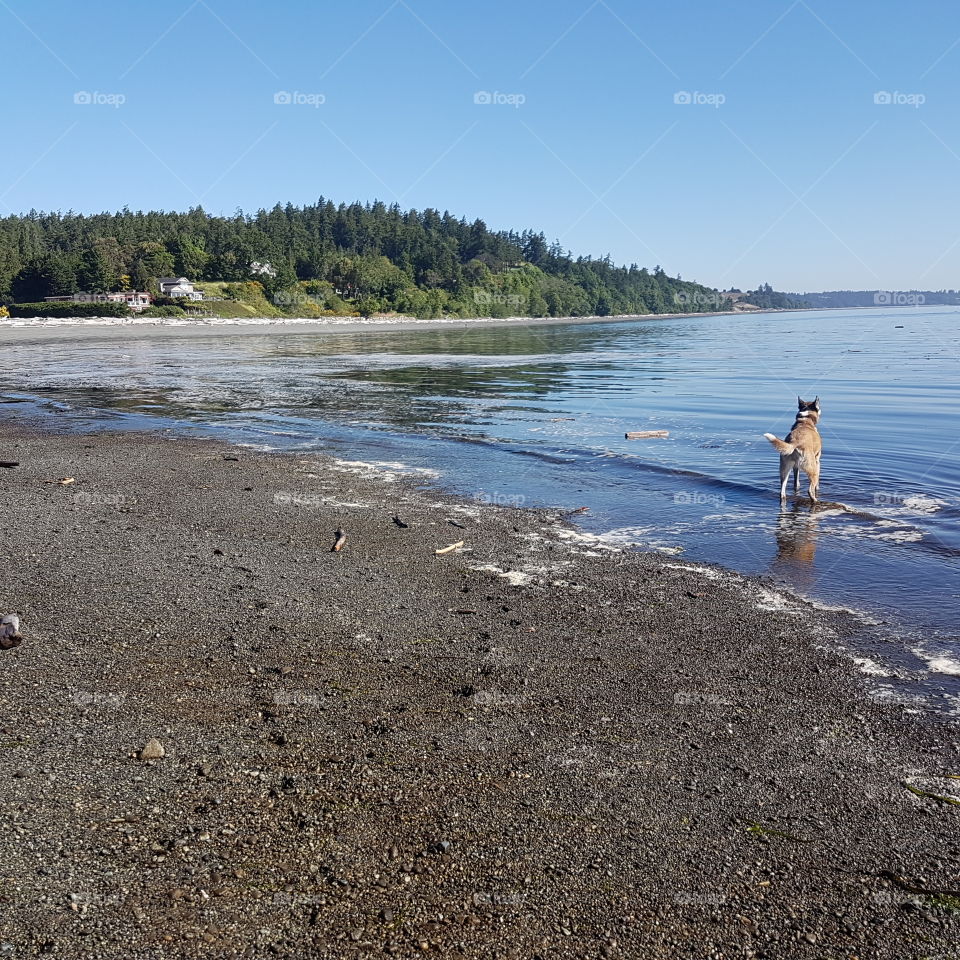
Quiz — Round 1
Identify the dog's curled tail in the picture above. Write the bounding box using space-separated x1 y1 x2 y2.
763 432 795 455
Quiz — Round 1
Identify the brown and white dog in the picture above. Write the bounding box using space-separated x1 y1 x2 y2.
763 397 822 502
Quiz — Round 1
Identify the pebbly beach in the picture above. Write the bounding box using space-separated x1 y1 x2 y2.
0 422 957 959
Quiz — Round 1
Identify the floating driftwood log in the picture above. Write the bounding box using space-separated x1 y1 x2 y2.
625 430 669 440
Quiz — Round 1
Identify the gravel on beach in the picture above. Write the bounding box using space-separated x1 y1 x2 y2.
0 424 956 960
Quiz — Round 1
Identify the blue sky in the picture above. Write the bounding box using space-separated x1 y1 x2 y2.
2 0 959 291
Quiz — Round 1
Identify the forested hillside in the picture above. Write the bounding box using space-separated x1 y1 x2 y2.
794 289 959 308
740 283 809 310
0 200 727 319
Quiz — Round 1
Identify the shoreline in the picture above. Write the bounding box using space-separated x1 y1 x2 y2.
0 307 813 340
0 303 945 342
0 423 956 957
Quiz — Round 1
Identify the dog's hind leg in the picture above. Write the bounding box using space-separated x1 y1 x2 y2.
779 457 791 500
792 464 800 494
808 452 821 502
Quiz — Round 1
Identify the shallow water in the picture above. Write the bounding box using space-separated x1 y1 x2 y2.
2 307 958 714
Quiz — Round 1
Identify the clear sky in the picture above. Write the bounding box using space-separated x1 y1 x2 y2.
2 0 958 291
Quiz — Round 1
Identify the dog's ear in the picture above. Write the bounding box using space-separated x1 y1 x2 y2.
813 396 820 409
797 395 803 408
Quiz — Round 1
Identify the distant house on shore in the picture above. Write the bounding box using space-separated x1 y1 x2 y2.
44 291 153 312
158 277 204 300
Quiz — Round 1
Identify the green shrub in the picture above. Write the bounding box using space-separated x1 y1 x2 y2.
221 281 267 304
8 301 130 318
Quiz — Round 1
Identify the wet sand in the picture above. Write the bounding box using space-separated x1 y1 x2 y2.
0 423 956 959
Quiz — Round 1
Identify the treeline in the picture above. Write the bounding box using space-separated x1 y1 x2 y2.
0 200 723 319
795 290 960 308
741 283 809 310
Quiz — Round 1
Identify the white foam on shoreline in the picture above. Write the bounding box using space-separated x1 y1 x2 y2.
876 529 924 543
552 528 623 553
923 654 960 677
828 521 924 544
329 458 439 482
805 598 882 625
552 525 686 556
605 526 689 555
755 588 802 615
469 564 534 587
662 563 729 582
900 494 948 514
851 656 894 677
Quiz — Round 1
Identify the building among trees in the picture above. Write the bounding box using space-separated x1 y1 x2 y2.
43 291 153 312
157 277 204 300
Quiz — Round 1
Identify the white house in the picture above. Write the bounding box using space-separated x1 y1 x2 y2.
158 277 204 300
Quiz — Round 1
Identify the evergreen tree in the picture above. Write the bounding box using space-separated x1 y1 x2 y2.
40 252 78 296
78 247 114 293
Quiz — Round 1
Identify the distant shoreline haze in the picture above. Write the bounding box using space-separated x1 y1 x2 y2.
791 290 960 308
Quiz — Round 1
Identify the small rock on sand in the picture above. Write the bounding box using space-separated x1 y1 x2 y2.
0 615 22 650
139 738 166 760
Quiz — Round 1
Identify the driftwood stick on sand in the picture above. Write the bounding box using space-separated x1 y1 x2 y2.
435 541 464 555
0 462 19 469
625 430 669 440
331 529 347 552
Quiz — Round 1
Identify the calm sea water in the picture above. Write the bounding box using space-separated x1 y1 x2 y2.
2 307 959 714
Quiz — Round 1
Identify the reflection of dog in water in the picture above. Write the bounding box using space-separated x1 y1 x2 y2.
773 501 824 574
